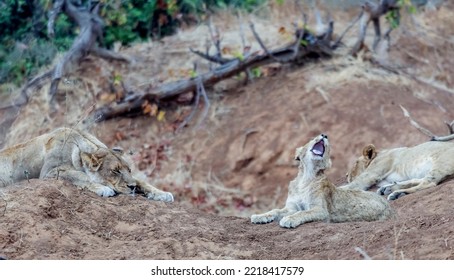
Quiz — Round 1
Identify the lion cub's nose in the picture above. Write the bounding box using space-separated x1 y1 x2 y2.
321 134 328 139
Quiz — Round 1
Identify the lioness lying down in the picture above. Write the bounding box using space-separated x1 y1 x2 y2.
0 128 173 202
251 134 393 228
342 141 454 200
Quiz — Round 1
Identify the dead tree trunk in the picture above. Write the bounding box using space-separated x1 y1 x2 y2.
23 0 130 102
350 0 400 56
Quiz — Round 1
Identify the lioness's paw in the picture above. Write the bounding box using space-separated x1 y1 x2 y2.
279 216 301 228
387 191 407 201
147 192 174 203
377 184 395 196
95 186 116 197
251 214 274 224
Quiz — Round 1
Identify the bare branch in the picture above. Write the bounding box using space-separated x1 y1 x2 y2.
372 18 381 51
177 81 201 132
189 48 231 64
350 7 372 55
90 47 131 63
333 10 363 49
400 105 436 138
237 11 249 55
207 17 223 62
47 0 65 38
314 7 327 37
291 26 306 60
445 121 454 134
350 0 401 56
196 76 211 128
432 134 454 142
249 22 287 64
400 105 454 141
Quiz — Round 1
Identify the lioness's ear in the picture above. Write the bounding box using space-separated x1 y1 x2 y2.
81 150 107 171
362 144 377 160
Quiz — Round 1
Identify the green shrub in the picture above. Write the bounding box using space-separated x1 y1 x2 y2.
0 0 267 86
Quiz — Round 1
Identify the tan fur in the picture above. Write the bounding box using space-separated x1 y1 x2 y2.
0 128 173 202
251 134 393 228
343 141 454 200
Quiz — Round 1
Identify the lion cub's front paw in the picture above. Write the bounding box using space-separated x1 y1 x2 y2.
251 214 275 224
279 216 301 228
94 185 116 197
147 191 174 203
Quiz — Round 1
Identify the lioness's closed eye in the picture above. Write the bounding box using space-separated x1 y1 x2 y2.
251 134 393 228
0 128 174 203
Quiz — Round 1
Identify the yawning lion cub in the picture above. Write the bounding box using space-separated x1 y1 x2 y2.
251 134 393 228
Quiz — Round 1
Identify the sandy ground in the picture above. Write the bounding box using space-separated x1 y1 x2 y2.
0 1 453 260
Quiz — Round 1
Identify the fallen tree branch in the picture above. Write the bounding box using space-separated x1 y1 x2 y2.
94 18 334 121
400 105 454 141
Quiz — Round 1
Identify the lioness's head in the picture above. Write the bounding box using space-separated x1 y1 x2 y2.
80 147 137 194
294 134 331 172
346 144 377 182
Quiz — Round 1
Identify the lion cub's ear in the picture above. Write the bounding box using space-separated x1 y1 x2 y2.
81 149 108 171
294 146 304 161
362 144 377 161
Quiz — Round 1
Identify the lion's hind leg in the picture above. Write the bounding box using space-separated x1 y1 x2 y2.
387 180 437 200
251 208 296 224
378 178 425 196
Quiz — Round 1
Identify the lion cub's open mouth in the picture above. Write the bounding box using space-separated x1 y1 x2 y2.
311 139 325 157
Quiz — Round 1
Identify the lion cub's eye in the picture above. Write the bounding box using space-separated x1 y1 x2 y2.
111 167 121 175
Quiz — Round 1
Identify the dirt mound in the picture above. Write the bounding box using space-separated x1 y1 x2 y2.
0 179 452 260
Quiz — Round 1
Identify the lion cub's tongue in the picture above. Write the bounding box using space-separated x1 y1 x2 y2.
311 140 325 156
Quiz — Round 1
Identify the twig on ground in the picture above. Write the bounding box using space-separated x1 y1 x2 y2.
354 246 372 260
0 195 7 217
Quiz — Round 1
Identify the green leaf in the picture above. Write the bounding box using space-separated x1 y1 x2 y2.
251 67 262 78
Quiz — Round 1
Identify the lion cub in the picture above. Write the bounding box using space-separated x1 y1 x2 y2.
0 127 173 202
251 134 393 228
